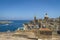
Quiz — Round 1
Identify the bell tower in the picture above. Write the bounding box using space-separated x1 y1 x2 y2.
44 13 49 21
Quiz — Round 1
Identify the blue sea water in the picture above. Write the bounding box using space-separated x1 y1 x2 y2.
0 20 30 32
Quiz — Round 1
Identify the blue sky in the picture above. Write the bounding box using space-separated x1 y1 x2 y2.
0 0 60 20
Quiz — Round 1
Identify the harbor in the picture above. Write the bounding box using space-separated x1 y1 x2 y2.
0 13 60 40
0 0 60 40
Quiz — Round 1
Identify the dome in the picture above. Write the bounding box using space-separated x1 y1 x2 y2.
45 13 48 17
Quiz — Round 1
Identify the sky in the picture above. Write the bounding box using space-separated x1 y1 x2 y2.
0 0 60 20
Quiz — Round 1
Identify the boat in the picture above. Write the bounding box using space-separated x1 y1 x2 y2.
7 30 11 32
5 24 9 25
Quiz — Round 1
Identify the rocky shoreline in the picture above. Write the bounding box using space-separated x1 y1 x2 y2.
0 30 60 40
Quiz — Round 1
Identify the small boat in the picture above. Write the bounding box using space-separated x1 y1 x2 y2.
7 30 11 32
5 24 9 25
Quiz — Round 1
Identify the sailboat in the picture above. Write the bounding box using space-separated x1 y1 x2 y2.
7 30 11 33
5 24 9 25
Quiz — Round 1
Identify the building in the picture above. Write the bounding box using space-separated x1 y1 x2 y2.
23 23 29 30
34 16 37 24
44 13 49 22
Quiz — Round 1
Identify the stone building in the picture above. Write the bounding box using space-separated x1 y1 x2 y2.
34 16 37 24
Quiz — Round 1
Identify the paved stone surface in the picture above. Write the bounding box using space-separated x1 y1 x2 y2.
0 32 60 40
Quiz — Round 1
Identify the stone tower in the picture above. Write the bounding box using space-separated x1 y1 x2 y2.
34 16 37 24
34 16 36 21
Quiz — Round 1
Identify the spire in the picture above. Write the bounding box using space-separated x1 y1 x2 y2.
34 15 37 24
46 13 47 15
44 13 49 21
34 15 36 20
45 13 48 17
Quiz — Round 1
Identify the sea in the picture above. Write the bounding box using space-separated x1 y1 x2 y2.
0 20 30 32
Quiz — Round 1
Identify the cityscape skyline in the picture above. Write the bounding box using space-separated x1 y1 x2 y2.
0 0 60 20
